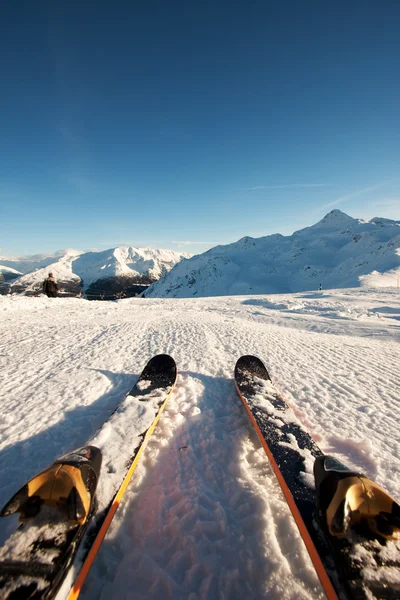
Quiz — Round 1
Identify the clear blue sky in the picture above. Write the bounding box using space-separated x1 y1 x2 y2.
1 0 399 256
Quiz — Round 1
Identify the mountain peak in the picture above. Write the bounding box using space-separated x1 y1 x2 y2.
321 209 354 222
312 209 356 229
324 208 347 217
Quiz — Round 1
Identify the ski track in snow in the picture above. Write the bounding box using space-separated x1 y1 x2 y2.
0 290 399 599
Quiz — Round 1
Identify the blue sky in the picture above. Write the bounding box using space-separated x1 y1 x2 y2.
1 0 399 256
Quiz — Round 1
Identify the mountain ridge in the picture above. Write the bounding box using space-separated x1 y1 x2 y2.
145 210 400 298
2 211 399 298
0 246 190 297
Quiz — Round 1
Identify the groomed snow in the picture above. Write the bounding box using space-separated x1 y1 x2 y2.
1 288 400 599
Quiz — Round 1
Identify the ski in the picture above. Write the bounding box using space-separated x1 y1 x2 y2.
234 355 400 600
0 354 177 600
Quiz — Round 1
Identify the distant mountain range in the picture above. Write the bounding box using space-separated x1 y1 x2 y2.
0 247 190 298
145 210 400 298
1 210 399 299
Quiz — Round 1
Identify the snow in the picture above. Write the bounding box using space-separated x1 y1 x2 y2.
146 210 400 298
0 288 400 599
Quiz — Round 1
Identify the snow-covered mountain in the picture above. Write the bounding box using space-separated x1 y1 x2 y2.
0 265 22 282
0 249 81 275
0 247 189 297
146 210 400 298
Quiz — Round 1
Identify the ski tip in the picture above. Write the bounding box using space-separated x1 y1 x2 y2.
148 354 177 375
146 354 176 369
154 354 176 361
234 355 271 381
131 354 177 395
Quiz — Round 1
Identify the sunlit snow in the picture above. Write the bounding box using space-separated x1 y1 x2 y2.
0 287 399 599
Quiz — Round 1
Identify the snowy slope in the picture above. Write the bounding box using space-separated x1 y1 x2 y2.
0 289 400 599
1 247 189 294
146 210 400 298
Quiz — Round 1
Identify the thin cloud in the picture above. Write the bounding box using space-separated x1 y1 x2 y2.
66 174 97 195
321 182 391 210
98 241 165 248
171 241 219 246
245 183 331 191
373 198 400 208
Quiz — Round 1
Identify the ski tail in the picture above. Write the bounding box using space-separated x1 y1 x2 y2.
67 354 177 600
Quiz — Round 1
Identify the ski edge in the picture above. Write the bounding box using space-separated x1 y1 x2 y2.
234 357 339 600
66 363 177 600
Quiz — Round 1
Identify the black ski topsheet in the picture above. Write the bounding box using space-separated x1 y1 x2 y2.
234 355 400 600
0 354 177 600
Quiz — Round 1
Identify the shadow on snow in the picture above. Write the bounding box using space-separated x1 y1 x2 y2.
81 371 320 600
0 369 138 512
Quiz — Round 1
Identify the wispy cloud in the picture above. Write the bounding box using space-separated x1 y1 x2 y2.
245 183 331 191
98 241 165 248
171 241 219 246
321 182 392 210
373 198 400 208
66 174 97 195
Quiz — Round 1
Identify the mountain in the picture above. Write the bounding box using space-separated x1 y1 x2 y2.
0 249 81 275
0 265 22 282
0 247 189 298
145 210 400 298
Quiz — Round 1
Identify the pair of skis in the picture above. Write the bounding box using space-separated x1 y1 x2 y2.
1 355 399 599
